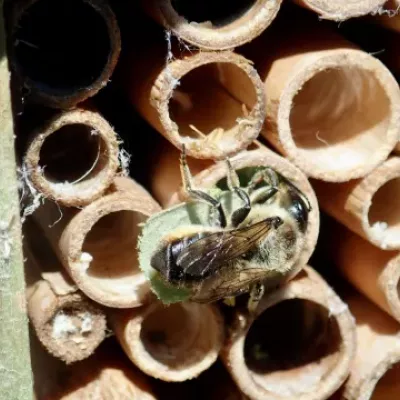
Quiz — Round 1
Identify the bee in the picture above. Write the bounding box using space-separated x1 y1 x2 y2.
150 146 311 313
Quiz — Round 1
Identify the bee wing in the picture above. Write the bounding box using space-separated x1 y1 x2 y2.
176 218 279 279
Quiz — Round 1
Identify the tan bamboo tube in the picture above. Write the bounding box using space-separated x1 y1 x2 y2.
151 143 319 280
109 300 224 382
248 19 400 182
141 0 283 50
33 177 161 308
129 47 266 160
343 293 400 400
331 224 400 324
313 156 400 250
9 0 121 109
371 1 400 32
23 220 107 364
51 341 157 400
23 109 120 207
294 0 387 20
221 266 356 400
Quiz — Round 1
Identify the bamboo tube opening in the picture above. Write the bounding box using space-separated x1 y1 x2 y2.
81 210 148 300
368 178 400 246
111 302 224 381
11 0 120 108
39 124 108 184
170 0 256 28
371 362 400 400
287 65 391 178
145 0 282 50
165 58 261 159
244 299 341 398
25 109 120 207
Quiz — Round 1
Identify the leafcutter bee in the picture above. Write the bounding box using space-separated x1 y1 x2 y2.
148 146 311 313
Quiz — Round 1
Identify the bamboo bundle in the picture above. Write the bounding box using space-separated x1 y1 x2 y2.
243 14 400 182
33 177 161 308
221 267 356 400
313 157 400 250
330 224 400 324
110 300 224 382
127 42 266 160
8 0 121 109
343 293 400 400
23 109 120 207
141 0 283 50
294 0 387 20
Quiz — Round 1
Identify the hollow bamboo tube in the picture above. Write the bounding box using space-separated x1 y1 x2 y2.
141 0 283 50
150 143 320 280
50 341 157 400
221 266 356 400
8 0 121 109
247 20 400 182
294 0 387 20
331 224 400 324
23 109 120 207
109 300 224 382
129 47 266 160
313 157 400 250
371 1 400 32
342 293 400 400
33 177 161 308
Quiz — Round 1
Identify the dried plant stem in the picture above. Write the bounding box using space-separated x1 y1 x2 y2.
0 3 33 398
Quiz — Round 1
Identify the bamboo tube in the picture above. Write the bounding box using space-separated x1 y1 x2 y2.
23 219 107 364
129 46 266 160
294 0 387 20
330 224 400 324
150 142 319 281
109 300 224 382
371 1 400 32
0 5 33 397
313 157 400 250
141 0 283 50
23 109 120 207
50 340 157 400
343 293 400 400
246 18 400 182
8 0 121 109
221 266 356 400
33 177 161 308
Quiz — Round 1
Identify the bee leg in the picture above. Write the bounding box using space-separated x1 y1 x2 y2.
248 168 279 193
225 158 251 227
249 186 278 204
247 282 265 315
180 144 227 228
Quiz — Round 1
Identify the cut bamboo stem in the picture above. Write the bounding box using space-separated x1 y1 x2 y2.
33 177 161 308
313 157 400 250
50 341 157 400
221 266 356 400
371 0 400 32
343 293 400 400
331 224 400 324
9 0 121 109
152 145 319 280
23 109 120 207
141 0 283 50
23 219 107 364
294 0 387 20
129 48 266 160
110 300 224 382
247 20 400 182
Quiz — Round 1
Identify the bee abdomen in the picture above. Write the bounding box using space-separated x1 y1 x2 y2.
151 232 205 283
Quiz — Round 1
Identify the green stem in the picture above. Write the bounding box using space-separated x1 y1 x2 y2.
0 2 33 399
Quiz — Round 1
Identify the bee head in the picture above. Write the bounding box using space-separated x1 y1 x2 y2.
286 187 310 233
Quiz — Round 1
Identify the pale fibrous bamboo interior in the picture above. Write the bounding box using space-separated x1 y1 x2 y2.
290 67 390 173
7 0 400 399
